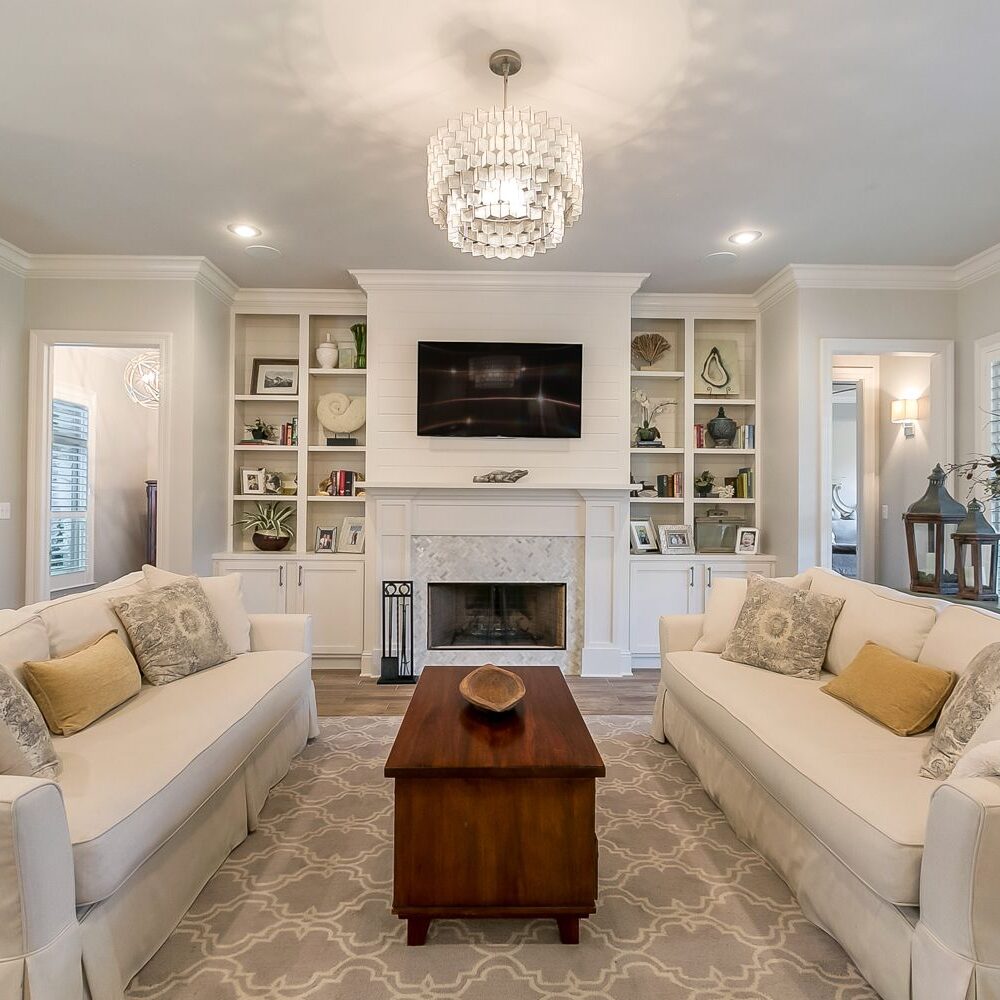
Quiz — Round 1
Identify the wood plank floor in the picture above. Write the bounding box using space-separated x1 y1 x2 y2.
312 669 660 717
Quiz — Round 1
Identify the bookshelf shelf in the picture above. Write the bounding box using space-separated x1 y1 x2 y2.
307 445 367 452
693 448 756 455
693 497 756 504
307 495 365 502
234 444 298 452
694 397 756 406
307 368 367 377
630 370 685 380
630 447 684 455
235 394 299 402
630 497 684 504
233 494 301 502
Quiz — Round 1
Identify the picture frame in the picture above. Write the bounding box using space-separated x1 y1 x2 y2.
338 515 366 553
250 358 299 396
657 523 695 555
240 467 266 495
314 526 338 553
264 470 282 495
629 518 658 553
735 526 760 555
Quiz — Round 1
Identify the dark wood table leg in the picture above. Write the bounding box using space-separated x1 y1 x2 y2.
406 916 431 946
556 916 580 944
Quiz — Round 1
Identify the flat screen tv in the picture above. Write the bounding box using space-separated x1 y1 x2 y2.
417 342 583 438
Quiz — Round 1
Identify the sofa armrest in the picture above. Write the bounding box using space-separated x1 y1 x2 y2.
919 775 1000 966
249 614 313 655
659 614 705 661
0 776 82 997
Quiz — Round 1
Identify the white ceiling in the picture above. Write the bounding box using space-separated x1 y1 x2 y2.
2 0 999 292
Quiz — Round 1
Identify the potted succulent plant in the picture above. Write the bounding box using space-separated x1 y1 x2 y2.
694 470 716 498
249 418 275 442
237 501 295 551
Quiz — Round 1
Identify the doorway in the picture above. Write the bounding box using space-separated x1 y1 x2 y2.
27 331 170 604
831 380 861 578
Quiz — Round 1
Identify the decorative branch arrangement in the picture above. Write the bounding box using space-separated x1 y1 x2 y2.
631 333 670 369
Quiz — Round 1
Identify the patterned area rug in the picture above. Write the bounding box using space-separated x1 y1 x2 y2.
128 717 877 1000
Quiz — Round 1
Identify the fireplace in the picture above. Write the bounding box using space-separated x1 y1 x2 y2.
427 582 567 650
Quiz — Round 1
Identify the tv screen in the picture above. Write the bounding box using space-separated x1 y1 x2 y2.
417 342 583 438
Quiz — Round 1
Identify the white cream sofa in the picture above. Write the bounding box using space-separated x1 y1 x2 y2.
0 572 319 1000
652 567 1000 1000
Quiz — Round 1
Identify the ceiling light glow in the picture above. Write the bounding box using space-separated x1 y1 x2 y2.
228 223 261 238
728 230 762 245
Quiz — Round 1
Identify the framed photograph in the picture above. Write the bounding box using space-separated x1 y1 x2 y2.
629 518 658 553
240 467 266 495
735 526 760 555
658 523 695 555
264 470 282 494
338 515 366 553
314 526 338 553
250 358 299 396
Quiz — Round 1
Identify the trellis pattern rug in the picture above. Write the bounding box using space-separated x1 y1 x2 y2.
128 717 877 1000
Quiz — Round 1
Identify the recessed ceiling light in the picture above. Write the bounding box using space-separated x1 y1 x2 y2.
705 250 738 260
728 230 762 246
228 223 261 238
244 244 281 259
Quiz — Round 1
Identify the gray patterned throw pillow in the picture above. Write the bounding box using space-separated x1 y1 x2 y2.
0 670 60 778
111 578 234 686
722 574 845 679
921 642 1000 779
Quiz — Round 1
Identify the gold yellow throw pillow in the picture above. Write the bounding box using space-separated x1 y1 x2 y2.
22 630 141 736
822 641 956 736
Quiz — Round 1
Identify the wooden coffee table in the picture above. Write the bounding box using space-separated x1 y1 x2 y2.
384 665 605 945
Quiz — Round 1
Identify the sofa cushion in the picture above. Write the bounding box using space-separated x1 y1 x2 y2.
56 649 310 905
807 569 941 674
37 576 147 658
694 572 811 654
918 603 1000 675
0 614 50 684
662 650 940 904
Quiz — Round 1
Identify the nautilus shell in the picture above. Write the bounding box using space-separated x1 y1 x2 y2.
316 392 366 434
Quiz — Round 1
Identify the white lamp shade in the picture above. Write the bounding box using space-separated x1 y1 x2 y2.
891 398 919 424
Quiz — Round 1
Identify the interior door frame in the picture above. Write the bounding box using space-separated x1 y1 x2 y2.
831 363 879 582
26 330 173 604
818 338 954 580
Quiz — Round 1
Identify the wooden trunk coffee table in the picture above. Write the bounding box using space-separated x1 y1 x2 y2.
384 665 605 946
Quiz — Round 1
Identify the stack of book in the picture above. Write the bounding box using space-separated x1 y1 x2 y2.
733 466 754 498
278 419 298 446
658 472 684 498
326 470 358 496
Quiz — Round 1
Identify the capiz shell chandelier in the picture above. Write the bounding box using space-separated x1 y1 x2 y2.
123 350 160 408
427 49 583 259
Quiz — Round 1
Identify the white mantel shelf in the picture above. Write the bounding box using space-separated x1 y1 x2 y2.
363 483 631 493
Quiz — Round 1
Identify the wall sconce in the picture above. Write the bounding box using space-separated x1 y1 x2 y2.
891 398 919 438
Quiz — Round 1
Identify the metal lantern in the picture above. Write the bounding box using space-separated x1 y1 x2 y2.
903 464 966 595
953 499 1000 601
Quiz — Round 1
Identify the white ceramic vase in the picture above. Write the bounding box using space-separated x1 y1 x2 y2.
315 338 339 370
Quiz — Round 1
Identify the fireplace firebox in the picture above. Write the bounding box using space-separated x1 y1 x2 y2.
427 582 567 649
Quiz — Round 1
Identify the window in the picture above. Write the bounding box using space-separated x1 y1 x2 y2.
49 398 92 588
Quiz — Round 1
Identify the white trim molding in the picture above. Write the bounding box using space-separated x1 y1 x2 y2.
0 237 30 278
350 269 649 294
232 287 366 313
632 292 758 319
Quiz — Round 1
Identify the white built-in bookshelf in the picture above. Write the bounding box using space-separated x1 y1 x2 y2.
226 306 368 556
627 308 763 558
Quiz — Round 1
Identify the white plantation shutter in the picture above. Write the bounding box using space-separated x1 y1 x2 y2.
991 358 1000 528
49 399 91 579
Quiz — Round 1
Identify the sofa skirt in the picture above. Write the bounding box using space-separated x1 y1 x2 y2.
659 690 916 1000
79 687 314 1000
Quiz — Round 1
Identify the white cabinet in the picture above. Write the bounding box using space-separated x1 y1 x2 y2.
629 561 699 656
629 556 776 665
214 556 365 659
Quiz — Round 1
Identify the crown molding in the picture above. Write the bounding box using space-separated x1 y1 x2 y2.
0 237 30 279
632 292 758 319
232 287 366 313
350 269 650 294
954 241 1000 289
784 263 956 291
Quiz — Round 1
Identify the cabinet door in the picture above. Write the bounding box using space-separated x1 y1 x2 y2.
629 561 697 656
291 560 364 655
214 559 288 614
703 561 775 604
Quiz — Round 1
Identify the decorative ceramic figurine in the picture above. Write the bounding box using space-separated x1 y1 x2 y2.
472 469 529 483
315 334 339 370
316 392 366 434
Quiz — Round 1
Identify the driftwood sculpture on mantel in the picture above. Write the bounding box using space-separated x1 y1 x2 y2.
472 469 529 484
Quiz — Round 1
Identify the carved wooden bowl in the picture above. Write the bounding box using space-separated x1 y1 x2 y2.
459 665 526 713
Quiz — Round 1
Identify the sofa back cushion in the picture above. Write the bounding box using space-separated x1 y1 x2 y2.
918 604 1000 675
807 569 940 674
38 576 147 658
694 572 812 653
0 614 50 684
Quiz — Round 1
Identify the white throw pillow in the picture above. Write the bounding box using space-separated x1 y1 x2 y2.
808 569 939 674
918 604 1000 676
694 572 811 653
142 565 251 655
952 740 1000 779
